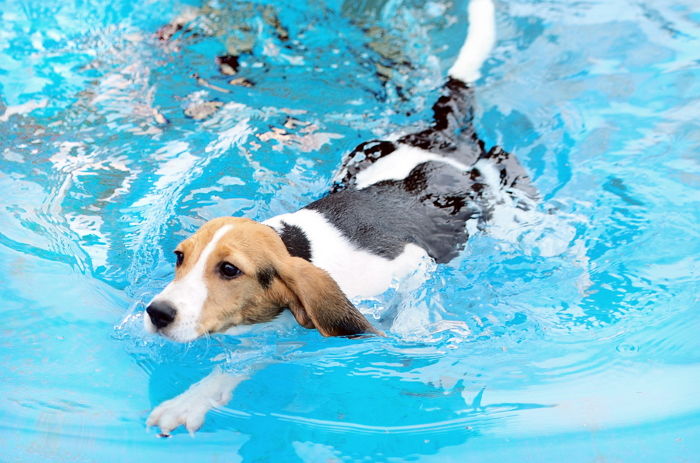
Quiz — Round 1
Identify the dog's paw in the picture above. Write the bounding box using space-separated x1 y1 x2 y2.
146 369 246 436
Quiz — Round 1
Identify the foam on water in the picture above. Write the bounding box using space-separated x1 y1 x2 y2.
1 0 700 461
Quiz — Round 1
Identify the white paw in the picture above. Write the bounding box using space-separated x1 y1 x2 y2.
146 369 246 436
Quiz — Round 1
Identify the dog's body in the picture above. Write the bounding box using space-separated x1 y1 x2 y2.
265 77 536 301
144 0 532 435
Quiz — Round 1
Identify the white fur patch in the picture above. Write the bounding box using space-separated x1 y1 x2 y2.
145 224 234 342
448 0 496 83
265 209 429 299
353 144 469 189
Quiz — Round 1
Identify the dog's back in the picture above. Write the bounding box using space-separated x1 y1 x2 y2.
271 0 536 265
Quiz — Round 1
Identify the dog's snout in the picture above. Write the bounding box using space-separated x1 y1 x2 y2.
146 301 177 329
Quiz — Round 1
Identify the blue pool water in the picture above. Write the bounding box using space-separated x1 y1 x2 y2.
1 0 699 461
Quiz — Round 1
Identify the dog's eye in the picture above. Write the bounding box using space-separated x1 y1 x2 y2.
219 262 242 279
174 251 184 267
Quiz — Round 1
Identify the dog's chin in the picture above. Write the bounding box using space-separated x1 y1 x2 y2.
160 330 200 343
143 314 202 343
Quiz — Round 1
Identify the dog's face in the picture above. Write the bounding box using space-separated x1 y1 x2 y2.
144 217 376 342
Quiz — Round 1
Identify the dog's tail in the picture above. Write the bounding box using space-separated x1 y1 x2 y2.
447 0 496 84
396 0 496 155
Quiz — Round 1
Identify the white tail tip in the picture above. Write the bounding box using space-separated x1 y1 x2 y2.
448 0 496 83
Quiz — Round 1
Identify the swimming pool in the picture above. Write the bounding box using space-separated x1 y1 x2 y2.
1 0 699 460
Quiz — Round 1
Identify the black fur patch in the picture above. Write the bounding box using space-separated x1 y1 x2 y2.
307 161 484 263
256 267 278 289
278 222 312 261
398 77 483 165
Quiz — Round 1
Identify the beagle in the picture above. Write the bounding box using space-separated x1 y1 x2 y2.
145 0 533 435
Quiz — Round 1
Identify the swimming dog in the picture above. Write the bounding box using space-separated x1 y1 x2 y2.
145 0 535 435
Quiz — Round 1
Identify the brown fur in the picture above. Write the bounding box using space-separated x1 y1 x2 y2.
172 217 378 337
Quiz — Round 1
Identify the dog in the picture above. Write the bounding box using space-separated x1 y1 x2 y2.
144 0 535 435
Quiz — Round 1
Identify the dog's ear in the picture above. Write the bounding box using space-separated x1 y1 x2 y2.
275 256 379 337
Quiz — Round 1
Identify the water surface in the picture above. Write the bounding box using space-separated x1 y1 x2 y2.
1 0 699 461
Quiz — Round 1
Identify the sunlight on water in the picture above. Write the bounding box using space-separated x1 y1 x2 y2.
1 0 699 461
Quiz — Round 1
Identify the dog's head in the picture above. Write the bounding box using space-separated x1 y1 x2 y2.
144 217 377 342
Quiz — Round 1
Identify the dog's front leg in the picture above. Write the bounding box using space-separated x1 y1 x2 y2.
146 367 247 436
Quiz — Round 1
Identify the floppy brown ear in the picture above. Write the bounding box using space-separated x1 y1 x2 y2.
275 256 380 337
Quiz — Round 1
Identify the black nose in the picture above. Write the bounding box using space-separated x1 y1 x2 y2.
146 301 177 329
